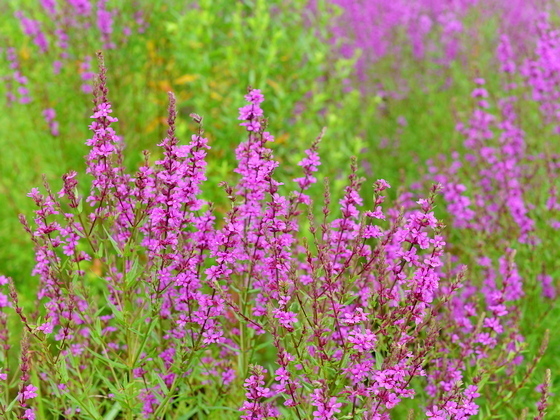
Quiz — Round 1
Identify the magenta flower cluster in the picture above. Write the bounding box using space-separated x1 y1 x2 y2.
428 15 560 307
327 0 544 94
2 0 148 136
0 46 552 417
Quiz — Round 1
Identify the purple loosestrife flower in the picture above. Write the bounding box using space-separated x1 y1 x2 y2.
8 0 149 124
426 384 480 419
235 88 279 215
22 408 36 420
419 49 558 412
16 334 39 417
137 94 219 358
434 75 536 243
97 0 116 49
324 0 544 95
522 12 560 134
426 250 523 411
347 328 377 353
206 88 449 416
240 365 278 419
22 185 80 334
139 387 160 418
79 56 96 94
68 0 92 16
84 53 135 247
311 385 343 420
270 337 301 407
293 132 323 205
40 0 56 15
497 34 516 78
272 308 298 331
3 48 32 104
209 88 297 331
0 275 10 310
537 274 556 300
324 0 468 92
294 145 321 190
535 370 552 420
17 56 551 417
15 11 48 53
142 92 210 259
42 108 59 136
54 28 69 60
18 384 38 403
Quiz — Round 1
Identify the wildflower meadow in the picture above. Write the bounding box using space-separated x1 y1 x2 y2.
0 0 559 419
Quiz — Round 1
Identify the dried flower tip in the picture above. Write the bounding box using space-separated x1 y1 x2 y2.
190 113 203 124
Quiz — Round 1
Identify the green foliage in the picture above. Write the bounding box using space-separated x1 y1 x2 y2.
1 0 560 417
0 0 359 284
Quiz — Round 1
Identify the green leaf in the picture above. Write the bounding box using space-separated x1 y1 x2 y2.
59 390 103 420
102 402 122 420
124 255 141 289
84 346 128 370
77 195 84 214
95 371 121 398
102 226 123 257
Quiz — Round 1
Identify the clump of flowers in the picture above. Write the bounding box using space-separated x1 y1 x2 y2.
0 54 550 418
326 0 546 95
410 24 558 417
2 0 149 136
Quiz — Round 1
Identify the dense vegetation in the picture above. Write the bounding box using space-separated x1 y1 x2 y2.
0 0 558 418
